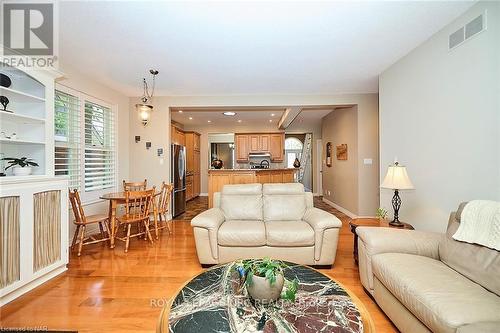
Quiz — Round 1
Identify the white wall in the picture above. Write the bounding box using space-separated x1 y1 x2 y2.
58 63 130 237
379 1 500 232
321 107 359 215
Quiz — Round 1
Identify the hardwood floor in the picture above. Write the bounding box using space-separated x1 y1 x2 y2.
1 196 398 333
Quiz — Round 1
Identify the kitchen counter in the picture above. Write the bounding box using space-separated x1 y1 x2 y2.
207 168 298 207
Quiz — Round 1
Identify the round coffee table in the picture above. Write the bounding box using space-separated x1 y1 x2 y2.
157 261 374 333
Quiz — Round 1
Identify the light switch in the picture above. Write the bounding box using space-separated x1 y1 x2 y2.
363 158 373 165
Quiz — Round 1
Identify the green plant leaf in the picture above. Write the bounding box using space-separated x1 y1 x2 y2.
245 270 253 286
1 157 38 169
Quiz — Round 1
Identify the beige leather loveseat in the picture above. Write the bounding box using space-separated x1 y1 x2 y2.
191 183 342 266
357 203 500 333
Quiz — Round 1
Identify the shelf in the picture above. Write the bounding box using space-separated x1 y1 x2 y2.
0 138 45 145
0 87 46 103
0 110 45 124
0 175 60 185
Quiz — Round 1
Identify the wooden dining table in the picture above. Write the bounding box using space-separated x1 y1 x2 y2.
100 191 160 248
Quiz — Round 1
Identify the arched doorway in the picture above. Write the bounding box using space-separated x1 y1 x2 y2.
285 137 303 168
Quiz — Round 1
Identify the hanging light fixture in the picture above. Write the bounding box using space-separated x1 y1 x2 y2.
136 69 159 126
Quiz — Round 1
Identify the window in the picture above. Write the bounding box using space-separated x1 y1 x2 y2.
84 101 115 192
54 86 116 198
54 90 81 189
285 137 303 168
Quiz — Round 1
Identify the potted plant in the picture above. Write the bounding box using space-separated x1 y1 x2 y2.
2 157 39 176
235 257 299 304
376 207 388 222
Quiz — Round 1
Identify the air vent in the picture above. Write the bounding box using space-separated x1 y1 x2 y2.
449 27 464 49
449 12 486 50
465 14 484 39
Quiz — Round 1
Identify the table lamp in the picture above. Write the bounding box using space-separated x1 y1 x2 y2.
381 161 414 226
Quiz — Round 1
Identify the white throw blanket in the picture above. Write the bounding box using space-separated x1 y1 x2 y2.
453 200 500 251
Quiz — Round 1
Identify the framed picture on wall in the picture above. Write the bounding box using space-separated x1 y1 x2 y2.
336 144 348 160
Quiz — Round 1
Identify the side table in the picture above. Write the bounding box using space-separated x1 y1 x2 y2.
349 218 414 265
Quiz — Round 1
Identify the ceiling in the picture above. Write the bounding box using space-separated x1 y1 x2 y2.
287 106 353 130
59 1 473 96
170 107 286 127
170 105 349 128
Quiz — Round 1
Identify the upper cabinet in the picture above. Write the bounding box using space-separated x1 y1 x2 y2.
193 133 200 152
171 124 185 146
249 135 260 153
235 132 284 162
235 134 249 162
269 133 284 162
260 134 270 152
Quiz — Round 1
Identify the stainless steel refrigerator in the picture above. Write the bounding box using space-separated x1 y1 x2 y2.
171 144 186 217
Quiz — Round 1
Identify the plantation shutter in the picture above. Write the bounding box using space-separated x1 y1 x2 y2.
54 90 81 189
84 101 115 192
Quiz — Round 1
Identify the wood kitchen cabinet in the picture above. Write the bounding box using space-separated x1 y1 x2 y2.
270 133 284 162
208 169 298 207
171 124 185 146
235 134 249 162
249 135 260 152
260 134 270 152
236 132 283 162
184 131 201 200
194 133 200 152
186 175 194 200
256 171 271 183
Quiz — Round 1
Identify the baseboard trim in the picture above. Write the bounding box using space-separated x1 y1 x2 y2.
199 193 208 197
322 198 358 219
0 265 67 306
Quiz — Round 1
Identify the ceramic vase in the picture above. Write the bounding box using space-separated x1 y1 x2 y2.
211 159 223 169
293 158 301 168
13 166 32 176
246 273 284 304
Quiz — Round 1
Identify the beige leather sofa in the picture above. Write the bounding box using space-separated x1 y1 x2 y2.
357 203 500 333
191 183 342 266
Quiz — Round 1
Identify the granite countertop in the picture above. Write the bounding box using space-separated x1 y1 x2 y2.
208 168 298 172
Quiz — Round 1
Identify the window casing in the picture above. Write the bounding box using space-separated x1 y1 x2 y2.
54 89 81 189
54 85 117 202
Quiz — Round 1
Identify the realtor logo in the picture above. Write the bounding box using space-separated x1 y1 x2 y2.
1 1 58 69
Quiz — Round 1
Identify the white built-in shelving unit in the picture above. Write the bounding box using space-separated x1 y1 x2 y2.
0 63 54 178
0 63 68 306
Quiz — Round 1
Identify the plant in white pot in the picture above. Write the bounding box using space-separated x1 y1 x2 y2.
376 207 388 222
2 157 39 176
235 257 299 304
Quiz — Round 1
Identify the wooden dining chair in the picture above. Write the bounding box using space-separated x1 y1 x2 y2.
69 189 110 256
152 182 174 238
123 179 147 191
122 179 148 222
115 187 155 252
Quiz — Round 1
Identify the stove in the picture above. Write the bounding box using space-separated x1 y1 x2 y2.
250 165 270 169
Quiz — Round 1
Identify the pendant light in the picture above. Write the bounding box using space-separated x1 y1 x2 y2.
136 69 159 126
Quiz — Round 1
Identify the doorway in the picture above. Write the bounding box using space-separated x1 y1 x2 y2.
285 134 313 192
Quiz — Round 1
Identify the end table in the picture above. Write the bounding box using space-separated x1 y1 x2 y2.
349 218 414 265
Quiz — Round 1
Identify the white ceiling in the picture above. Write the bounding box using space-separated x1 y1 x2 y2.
171 108 285 127
59 1 473 96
